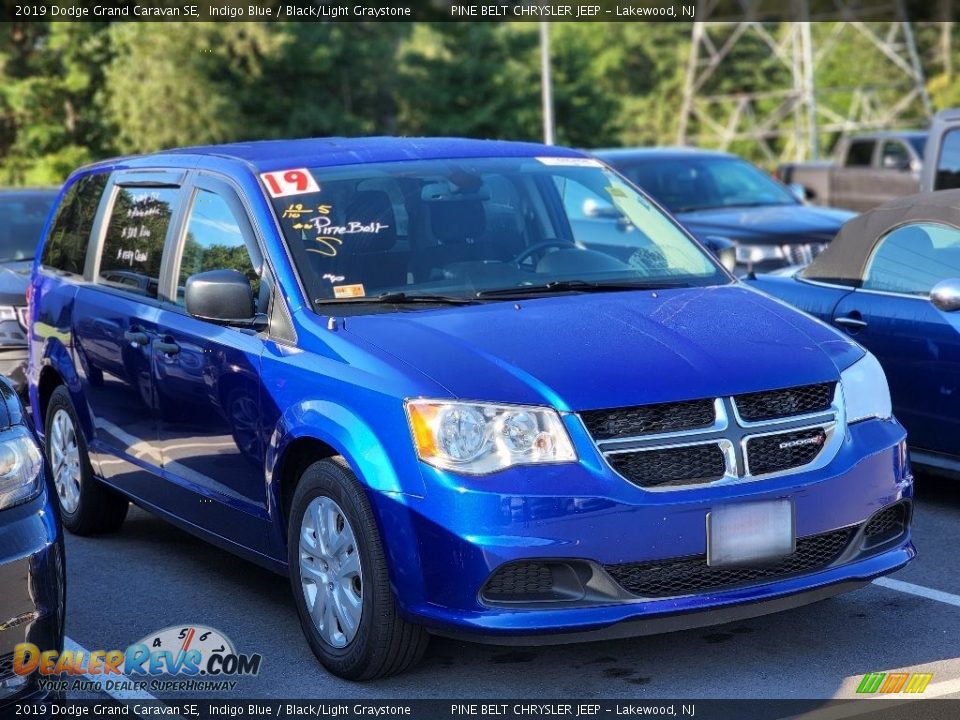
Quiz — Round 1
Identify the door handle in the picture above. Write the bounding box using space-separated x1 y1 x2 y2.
155 340 181 356
834 316 868 330
124 330 148 347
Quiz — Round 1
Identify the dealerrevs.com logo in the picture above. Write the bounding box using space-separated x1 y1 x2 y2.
14 625 262 694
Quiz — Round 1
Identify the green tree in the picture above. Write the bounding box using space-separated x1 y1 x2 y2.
0 22 113 185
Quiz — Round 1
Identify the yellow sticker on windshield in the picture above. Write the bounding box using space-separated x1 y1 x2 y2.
333 283 365 299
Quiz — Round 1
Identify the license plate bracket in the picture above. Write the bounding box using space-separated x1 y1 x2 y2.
707 500 795 567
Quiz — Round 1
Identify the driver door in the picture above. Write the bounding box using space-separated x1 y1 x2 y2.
831 222 960 456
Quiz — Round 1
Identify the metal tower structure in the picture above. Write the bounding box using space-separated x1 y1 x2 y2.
677 0 932 163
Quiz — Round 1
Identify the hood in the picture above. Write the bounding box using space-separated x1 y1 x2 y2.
677 204 855 246
344 285 861 411
0 261 31 306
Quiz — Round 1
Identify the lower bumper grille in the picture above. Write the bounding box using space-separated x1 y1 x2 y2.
604 527 853 598
864 502 908 546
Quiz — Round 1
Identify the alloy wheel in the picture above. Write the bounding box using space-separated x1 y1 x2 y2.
50 408 81 514
298 496 363 648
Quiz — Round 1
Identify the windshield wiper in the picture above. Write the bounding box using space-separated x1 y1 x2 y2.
316 291 478 305
476 279 691 298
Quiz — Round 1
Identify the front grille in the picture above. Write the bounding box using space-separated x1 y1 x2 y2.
746 428 827 476
580 398 715 441
483 562 555 599
735 383 834 422
865 503 908 541
605 528 853 598
780 242 827 266
0 654 12 680
607 444 726 488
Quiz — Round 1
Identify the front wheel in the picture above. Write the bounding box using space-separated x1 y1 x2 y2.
287 458 429 679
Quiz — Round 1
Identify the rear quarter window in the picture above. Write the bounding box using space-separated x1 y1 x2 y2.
41 173 109 275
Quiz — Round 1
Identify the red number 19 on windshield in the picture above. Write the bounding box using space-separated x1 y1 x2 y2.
260 169 320 198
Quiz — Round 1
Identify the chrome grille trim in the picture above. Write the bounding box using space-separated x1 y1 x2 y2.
582 385 845 492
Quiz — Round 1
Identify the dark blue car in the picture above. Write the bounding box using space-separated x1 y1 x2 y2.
29 138 912 679
748 190 960 477
0 189 59 396
594 148 855 274
0 376 64 703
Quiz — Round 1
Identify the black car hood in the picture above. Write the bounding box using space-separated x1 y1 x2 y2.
676 204 855 246
0 261 31 306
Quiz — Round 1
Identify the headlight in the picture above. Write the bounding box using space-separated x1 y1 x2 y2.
406 400 577 474
0 426 43 509
0 305 16 322
841 352 892 424
735 244 785 264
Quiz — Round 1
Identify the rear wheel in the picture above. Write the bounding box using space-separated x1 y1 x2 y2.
287 458 428 679
45 385 128 535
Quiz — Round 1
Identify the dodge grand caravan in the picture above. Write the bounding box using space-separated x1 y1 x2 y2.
28 138 914 679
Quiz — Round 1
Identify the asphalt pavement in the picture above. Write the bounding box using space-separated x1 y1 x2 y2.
60 471 960 701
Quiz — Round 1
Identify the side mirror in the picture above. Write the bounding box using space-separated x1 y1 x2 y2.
881 155 911 171
931 278 960 312
582 198 622 220
787 183 809 202
185 269 258 325
703 236 737 273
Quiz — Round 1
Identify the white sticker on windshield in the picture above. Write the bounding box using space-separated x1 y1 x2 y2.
260 169 320 198
536 157 604 167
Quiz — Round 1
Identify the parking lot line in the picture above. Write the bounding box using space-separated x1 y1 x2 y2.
63 636 158 701
873 577 960 608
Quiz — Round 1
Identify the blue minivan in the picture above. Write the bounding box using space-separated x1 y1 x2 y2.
29 138 913 679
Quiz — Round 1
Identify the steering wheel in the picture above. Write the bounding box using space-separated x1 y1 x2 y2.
513 240 577 268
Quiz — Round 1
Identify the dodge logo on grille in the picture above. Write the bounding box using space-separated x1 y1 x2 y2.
779 436 825 451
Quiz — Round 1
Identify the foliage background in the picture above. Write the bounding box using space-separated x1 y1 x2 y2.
1 21 958 185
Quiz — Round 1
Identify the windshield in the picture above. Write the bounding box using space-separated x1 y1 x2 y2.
268 157 729 307
619 156 798 213
0 191 57 263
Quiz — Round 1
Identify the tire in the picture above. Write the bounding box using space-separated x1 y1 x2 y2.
288 458 429 680
45 385 128 535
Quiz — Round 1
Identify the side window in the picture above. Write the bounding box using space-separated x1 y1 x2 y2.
879 141 911 170
98 186 178 299
935 129 960 191
41 173 108 275
845 140 876 167
864 222 960 296
177 189 260 309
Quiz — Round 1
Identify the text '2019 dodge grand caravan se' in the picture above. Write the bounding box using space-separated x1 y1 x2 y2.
28 138 914 679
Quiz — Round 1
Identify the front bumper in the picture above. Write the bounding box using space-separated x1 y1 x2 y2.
379 417 913 640
0 489 65 702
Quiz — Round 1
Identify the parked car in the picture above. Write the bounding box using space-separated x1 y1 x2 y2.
594 148 854 274
0 376 64 703
921 108 960 193
747 190 960 477
30 138 913 680
0 189 59 395
778 131 926 211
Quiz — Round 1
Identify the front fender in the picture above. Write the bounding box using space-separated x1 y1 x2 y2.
264 399 429 608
